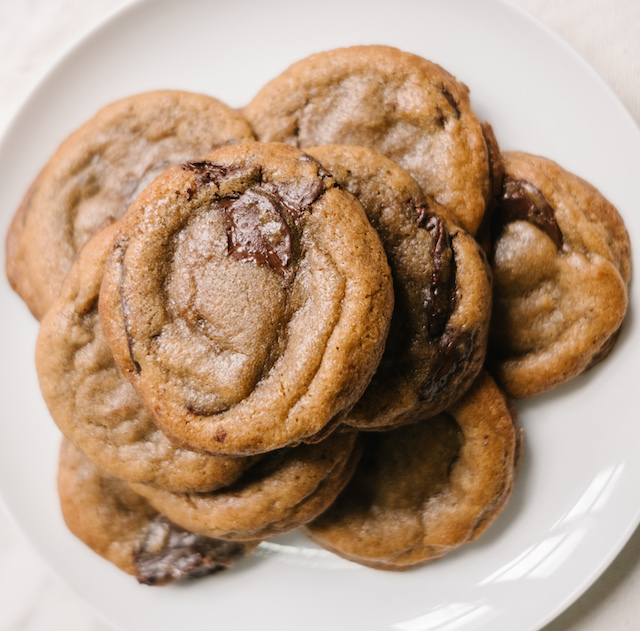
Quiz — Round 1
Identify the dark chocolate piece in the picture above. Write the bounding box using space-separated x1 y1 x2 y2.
185 401 229 416
261 177 326 222
223 188 292 276
183 161 233 186
299 153 333 180
279 178 326 212
415 206 456 339
182 161 263 190
185 160 327 276
419 330 474 401
497 177 563 248
134 516 247 586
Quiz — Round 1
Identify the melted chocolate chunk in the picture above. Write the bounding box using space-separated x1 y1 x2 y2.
220 166 327 274
223 188 292 276
134 516 247 586
271 153 330 218
184 159 327 276
182 161 262 190
183 161 233 186
283 178 326 211
299 153 333 179
419 330 473 401
415 205 456 339
497 177 563 248
261 178 326 223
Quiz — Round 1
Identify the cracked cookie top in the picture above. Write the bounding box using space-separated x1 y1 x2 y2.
244 45 498 236
58 441 257 585
307 145 491 429
99 142 394 455
6 90 255 320
488 152 631 398
131 430 362 541
304 372 521 570
37 220 257 493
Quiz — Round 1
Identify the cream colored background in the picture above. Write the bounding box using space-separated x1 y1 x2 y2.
0 0 638 629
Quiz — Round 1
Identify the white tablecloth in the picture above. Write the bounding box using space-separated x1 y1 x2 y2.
0 1 638 629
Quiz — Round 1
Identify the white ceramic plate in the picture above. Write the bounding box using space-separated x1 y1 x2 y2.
0 0 638 629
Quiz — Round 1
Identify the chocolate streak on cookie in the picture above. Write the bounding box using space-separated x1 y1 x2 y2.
134 515 247 585
482 123 504 201
496 177 563 249
182 161 247 187
474 124 504 255
413 204 475 401
420 330 474 401
183 160 327 276
299 152 333 180
278 179 326 216
415 205 456 339
223 188 293 277
261 166 329 224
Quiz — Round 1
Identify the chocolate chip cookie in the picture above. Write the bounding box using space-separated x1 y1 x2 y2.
37 220 256 493
304 372 520 570
489 152 631 398
58 441 257 585
6 90 255 319
244 45 500 235
130 430 362 541
99 142 394 456
307 145 491 429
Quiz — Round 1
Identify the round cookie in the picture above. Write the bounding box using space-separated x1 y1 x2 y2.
307 145 491 429
303 371 520 570
99 142 394 456
244 45 499 235
488 151 631 398
130 430 362 541
37 220 256 493
6 90 256 320
58 441 257 585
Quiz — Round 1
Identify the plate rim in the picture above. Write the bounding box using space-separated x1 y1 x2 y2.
0 1 638 630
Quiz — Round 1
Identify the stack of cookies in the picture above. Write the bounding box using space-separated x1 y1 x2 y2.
5 46 630 585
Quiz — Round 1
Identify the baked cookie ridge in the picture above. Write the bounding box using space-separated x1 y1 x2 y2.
304 371 520 570
36 220 257 493
306 144 491 429
130 430 363 541
99 142 394 455
6 90 256 319
244 45 497 235
488 151 631 398
58 441 258 585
